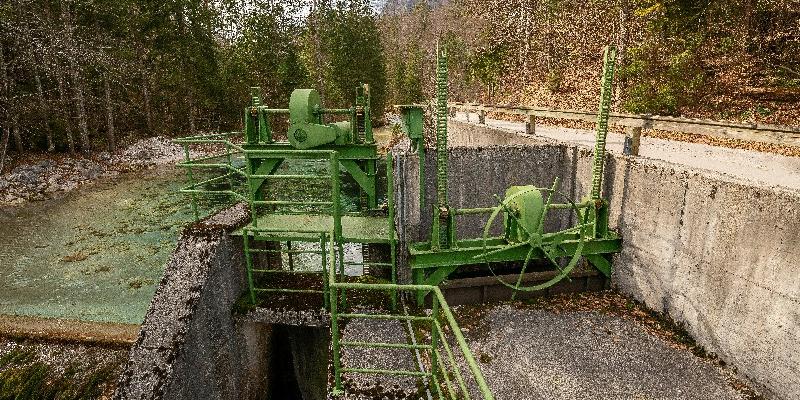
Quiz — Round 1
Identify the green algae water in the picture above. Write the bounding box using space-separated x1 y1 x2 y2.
0 167 199 325
0 155 385 324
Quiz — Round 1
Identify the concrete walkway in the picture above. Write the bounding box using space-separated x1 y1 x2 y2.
453 114 800 190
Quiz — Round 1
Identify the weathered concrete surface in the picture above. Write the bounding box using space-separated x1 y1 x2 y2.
606 158 800 400
455 113 800 190
393 120 800 399
454 303 747 400
114 203 273 399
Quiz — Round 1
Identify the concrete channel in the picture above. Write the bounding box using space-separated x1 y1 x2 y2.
113 120 799 399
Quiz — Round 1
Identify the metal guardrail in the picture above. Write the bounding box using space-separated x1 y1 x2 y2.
175 132 248 220
449 102 800 149
175 135 493 399
326 232 494 400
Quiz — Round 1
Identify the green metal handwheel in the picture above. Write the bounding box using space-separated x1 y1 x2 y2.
475 181 588 297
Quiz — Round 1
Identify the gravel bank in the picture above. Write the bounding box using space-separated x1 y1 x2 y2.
0 136 186 206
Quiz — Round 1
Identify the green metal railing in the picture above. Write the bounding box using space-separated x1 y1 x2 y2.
325 232 494 400
242 150 346 305
243 228 337 308
245 149 343 234
175 135 493 400
174 132 248 220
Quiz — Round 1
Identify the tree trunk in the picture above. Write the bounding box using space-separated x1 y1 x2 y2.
188 91 196 135
311 0 326 104
143 78 153 133
614 1 631 109
0 43 7 98
0 43 10 158
70 66 90 152
11 115 22 153
104 74 116 151
138 50 154 133
61 1 90 152
520 0 530 83
0 125 9 174
57 72 76 153
35 73 55 151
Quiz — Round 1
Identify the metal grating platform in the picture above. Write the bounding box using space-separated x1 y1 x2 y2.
233 213 394 243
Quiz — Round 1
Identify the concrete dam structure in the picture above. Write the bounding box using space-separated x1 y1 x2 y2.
112 117 799 400
111 48 798 400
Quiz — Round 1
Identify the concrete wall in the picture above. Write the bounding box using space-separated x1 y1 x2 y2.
393 120 800 399
114 204 272 400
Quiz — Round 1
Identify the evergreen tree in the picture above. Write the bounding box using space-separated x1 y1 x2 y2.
304 0 388 121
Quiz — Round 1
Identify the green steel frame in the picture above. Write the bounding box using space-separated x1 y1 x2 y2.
172 44 621 400
405 45 623 300
175 85 389 300
175 136 493 398
244 85 380 210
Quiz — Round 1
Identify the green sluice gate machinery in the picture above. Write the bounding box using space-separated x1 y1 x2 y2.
174 44 623 399
398 45 623 303
243 84 380 210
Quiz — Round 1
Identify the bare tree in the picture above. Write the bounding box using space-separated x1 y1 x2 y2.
103 74 116 151
57 72 76 153
61 0 91 152
0 127 8 173
35 73 55 151
0 43 7 162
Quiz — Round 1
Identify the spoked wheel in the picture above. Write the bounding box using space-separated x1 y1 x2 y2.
475 184 590 297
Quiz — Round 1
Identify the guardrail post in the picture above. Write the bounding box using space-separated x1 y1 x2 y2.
330 285 343 395
430 294 440 394
387 153 398 310
321 233 329 309
623 126 641 156
525 114 536 136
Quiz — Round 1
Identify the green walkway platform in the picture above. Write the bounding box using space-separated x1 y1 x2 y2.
233 213 394 243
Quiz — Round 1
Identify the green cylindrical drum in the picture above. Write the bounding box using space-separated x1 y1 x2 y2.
287 89 349 149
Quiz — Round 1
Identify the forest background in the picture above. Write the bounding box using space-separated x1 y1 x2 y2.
0 0 797 160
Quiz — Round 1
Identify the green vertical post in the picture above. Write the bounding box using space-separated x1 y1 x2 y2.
244 107 258 144
364 84 373 144
432 43 450 251
330 152 346 309
246 87 262 144
430 294 441 395
243 231 256 304
590 45 617 201
321 232 329 309
366 158 377 209
387 152 397 310
182 144 199 221
246 153 259 228
225 140 234 192
329 235 343 395
258 108 272 143
414 269 426 305
330 152 342 241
